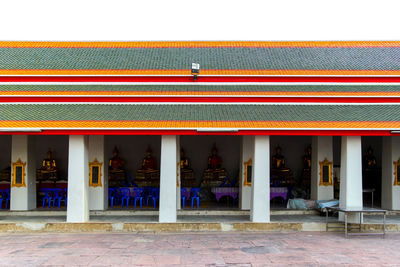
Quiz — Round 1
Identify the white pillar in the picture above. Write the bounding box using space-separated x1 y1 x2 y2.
339 136 363 222
240 136 254 210
176 136 181 210
67 135 89 223
250 135 270 222
88 135 108 210
159 135 178 222
382 136 400 210
10 135 36 210
311 136 334 200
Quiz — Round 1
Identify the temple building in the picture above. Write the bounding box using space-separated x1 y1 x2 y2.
0 41 399 224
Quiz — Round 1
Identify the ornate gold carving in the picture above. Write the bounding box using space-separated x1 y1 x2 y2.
177 162 180 187
319 158 333 186
89 158 102 187
393 158 400 186
244 158 252 186
12 158 26 188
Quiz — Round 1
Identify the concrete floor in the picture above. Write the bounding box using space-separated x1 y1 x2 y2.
0 214 398 224
0 232 399 266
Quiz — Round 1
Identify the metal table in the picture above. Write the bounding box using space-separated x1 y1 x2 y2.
326 206 386 238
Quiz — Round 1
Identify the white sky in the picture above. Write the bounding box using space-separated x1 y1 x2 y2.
0 0 399 41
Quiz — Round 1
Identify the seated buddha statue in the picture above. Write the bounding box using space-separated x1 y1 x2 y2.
363 146 378 189
271 146 289 171
303 146 312 170
180 148 196 187
141 146 157 172
41 149 57 171
363 146 377 171
271 146 294 186
208 145 223 170
109 146 125 171
108 147 126 187
136 146 160 187
37 149 58 181
180 148 191 171
202 144 227 187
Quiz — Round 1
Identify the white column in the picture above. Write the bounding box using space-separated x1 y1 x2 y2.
176 136 181 210
10 135 36 210
88 135 108 210
159 135 178 222
67 135 89 223
339 136 363 222
311 136 334 200
250 135 270 222
382 136 400 210
240 136 254 210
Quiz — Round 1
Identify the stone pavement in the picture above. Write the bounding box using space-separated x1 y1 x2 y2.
0 232 399 266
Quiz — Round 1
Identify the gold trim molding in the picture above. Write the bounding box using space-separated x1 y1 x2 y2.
89 158 102 187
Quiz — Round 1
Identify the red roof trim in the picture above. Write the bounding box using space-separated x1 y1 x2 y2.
2 129 397 136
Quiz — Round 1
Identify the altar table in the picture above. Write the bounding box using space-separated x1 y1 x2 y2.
211 187 239 201
270 187 288 201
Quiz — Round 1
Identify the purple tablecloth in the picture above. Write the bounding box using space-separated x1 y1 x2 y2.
270 187 288 201
211 187 239 201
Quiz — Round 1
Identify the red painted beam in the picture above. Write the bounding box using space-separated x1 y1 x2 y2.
0 96 399 103
1 76 400 83
1 129 396 136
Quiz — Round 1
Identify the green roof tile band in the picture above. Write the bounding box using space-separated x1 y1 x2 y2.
0 104 399 122
1 47 400 70
1 84 400 93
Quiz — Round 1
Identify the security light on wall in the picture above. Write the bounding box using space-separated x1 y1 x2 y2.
191 63 200 81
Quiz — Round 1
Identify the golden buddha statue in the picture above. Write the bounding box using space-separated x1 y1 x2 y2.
271 146 295 186
108 147 127 187
37 149 58 181
303 146 312 170
180 148 196 187
363 146 379 190
136 146 160 187
363 146 377 170
207 144 223 170
109 146 125 171
271 146 288 171
42 149 57 171
180 149 191 171
141 146 157 172
202 144 227 187
301 145 312 187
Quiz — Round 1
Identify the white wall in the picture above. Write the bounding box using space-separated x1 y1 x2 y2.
67 135 89 222
10 135 36 210
240 136 253 210
381 136 400 210
88 135 108 210
159 135 178 222
311 136 334 200
251 135 270 222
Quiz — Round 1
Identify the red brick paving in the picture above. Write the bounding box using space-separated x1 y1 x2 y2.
0 232 399 266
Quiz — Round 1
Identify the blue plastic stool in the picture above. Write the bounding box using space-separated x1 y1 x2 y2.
41 188 53 208
191 188 200 209
181 188 187 209
120 188 131 208
133 188 144 209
